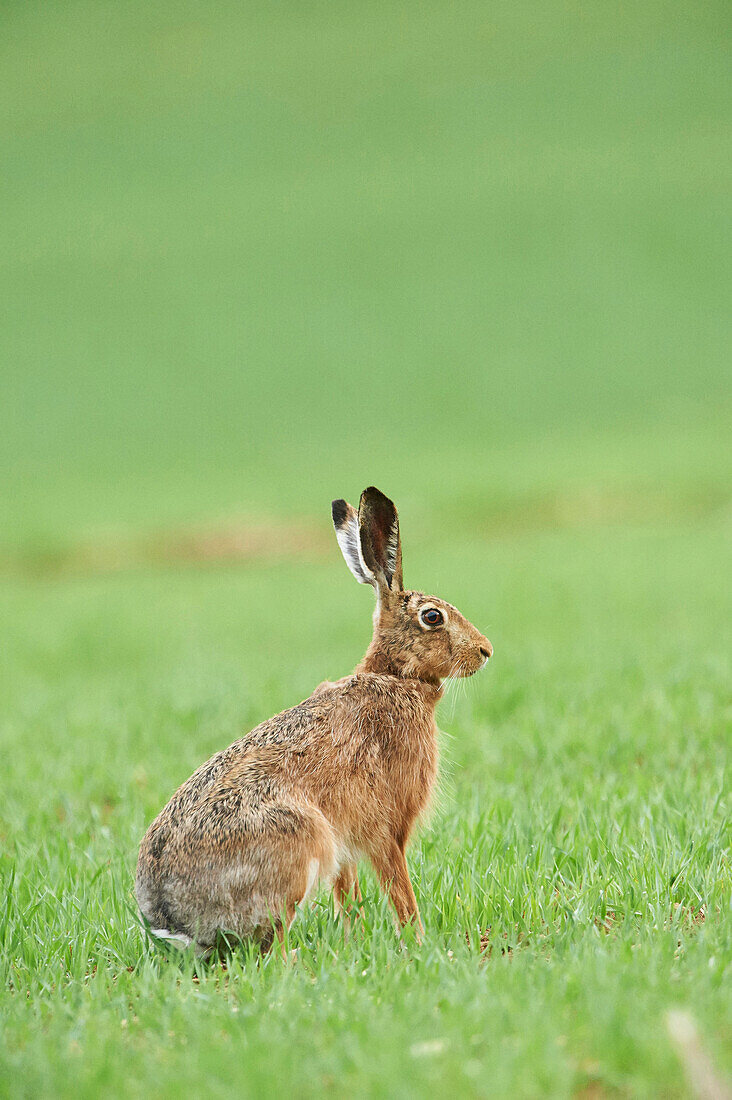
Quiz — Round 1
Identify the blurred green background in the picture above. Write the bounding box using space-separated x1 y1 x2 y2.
1 2 730 1096
2 0 729 544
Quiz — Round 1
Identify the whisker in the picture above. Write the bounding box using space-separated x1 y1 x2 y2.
443 654 467 720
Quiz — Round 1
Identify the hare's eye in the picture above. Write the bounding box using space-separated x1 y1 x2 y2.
420 608 443 627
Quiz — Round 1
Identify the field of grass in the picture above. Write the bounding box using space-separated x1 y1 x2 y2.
1 1 730 1096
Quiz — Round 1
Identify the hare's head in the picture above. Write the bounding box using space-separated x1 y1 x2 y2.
332 487 492 685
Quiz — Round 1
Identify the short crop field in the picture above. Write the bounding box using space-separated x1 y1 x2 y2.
1 1 729 1096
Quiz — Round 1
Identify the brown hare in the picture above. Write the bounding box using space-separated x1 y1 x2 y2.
136 487 492 952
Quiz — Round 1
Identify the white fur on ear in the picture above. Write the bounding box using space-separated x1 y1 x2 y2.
384 518 400 587
332 500 375 586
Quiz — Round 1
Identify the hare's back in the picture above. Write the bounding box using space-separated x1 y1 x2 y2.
170 693 337 806
137 693 338 865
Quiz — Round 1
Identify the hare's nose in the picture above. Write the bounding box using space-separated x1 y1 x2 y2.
479 641 493 660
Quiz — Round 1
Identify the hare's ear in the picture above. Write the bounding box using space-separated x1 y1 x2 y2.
332 499 374 585
357 487 403 593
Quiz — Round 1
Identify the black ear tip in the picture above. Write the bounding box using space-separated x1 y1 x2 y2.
361 486 395 508
331 499 348 527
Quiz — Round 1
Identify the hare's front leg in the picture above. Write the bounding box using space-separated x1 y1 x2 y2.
371 842 423 941
333 862 362 924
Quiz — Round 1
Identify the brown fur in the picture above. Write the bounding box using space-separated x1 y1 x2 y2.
135 487 492 950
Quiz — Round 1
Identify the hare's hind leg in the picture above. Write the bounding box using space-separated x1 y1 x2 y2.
141 798 337 956
263 854 328 960
245 805 337 956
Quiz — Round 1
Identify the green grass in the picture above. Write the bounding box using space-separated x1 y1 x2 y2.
1 0 730 1096
1 524 729 1096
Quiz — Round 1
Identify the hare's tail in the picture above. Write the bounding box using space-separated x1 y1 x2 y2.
148 925 193 949
140 905 213 955
136 873 206 952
